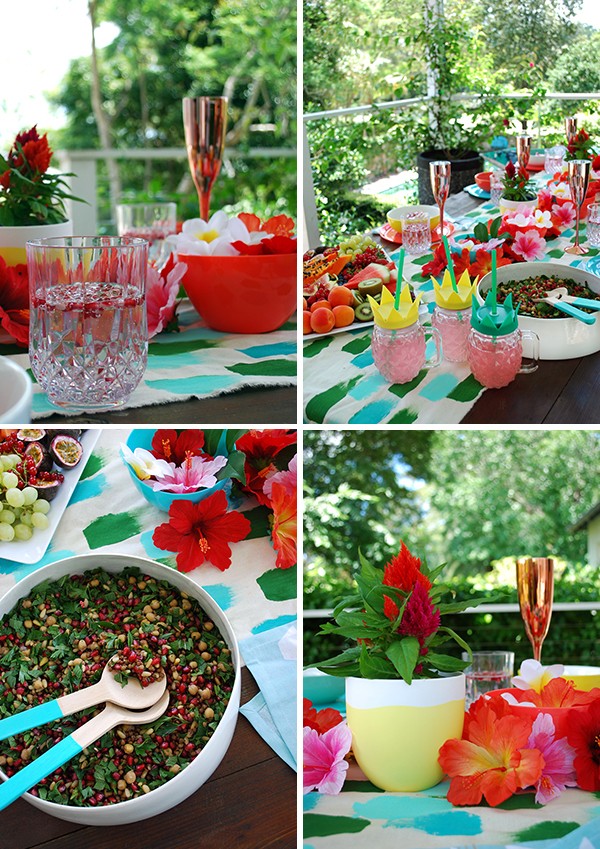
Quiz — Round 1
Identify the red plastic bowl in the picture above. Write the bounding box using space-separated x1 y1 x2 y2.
487 688 595 737
475 171 492 192
180 252 296 334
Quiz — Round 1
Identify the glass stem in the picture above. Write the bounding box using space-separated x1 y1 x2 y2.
575 205 581 249
439 201 445 238
200 190 211 222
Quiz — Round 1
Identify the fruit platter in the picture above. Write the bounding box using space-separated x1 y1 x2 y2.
0 428 99 563
303 233 399 338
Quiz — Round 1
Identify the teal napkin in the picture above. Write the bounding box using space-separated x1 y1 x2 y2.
239 621 297 770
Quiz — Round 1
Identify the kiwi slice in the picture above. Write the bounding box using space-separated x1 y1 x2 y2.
354 302 373 321
354 291 365 304
357 278 383 296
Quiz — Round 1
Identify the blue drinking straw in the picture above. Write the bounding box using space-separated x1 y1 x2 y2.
442 235 457 292
395 248 405 311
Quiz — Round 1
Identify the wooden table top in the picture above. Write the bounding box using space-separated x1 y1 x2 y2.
0 668 296 849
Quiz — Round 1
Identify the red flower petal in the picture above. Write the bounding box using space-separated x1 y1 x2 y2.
237 212 262 232
262 235 297 255
231 240 265 256
261 214 295 236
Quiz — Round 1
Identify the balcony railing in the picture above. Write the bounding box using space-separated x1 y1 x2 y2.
57 146 297 233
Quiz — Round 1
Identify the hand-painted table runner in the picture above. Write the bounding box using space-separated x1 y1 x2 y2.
4 301 296 420
303 204 600 425
304 780 600 849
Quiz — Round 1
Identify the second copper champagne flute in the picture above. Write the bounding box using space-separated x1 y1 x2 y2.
565 116 578 145
183 96 228 221
565 159 591 255
429 161 451 239
516 134 531 174
516 557 554 662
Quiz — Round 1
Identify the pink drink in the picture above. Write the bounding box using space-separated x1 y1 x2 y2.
432 307 471 362
30 281 147 410
467 328 522 388
372 324 426 383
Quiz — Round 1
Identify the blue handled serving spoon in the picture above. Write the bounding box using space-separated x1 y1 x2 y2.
0 691 169 810
0 655 167 742
534 286 600 325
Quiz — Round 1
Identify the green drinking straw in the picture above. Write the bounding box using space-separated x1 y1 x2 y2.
491 249 498 315
395 248 405 310
442 235 458 292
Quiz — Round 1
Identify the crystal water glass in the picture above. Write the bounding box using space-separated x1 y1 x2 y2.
489 171 503 206
544 146 566 176
401 211 431 255
587 203 600 247
461 651 515 707
116 202 177 264
27 237 148 412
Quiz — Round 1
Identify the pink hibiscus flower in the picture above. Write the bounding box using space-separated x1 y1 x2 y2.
303 722 352 795
512 229 546 262
263 453 297 502
551 202 577 229
527 713 577 804
146 259 187 337
150 454 228 493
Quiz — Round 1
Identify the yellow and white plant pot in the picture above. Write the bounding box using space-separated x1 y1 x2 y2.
346 673 465 791
0 220 72 266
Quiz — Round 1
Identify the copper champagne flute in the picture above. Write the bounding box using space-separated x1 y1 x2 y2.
565 159 591 255
183 96 228 221
516 557 554 662
429 161 451 239
565 116 578 145
516 134 531 175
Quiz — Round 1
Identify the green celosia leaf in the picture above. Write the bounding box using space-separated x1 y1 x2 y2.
425 652 470 672
386 636 420 683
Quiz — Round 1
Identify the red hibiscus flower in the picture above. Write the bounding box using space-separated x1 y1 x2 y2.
236 429 297 506
152 490 251 572
567 699 600 791
151 429 207 464
303 698 344 734
0 257 29 346
270 480 297 569
383 541 432 620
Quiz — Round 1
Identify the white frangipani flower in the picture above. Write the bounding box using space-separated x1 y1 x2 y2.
511 659 564 693
167 211 252 257
121 445 172 481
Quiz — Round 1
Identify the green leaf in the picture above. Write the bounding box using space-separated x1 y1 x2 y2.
438 626 473 657
203 429 226 457
217 449 246 484
359 645 396 679
490 216 501 238
225 429 247 452
473 222 488 242
425 651 470 672
332 594 363 617
305 646 361 670
386 636 420 683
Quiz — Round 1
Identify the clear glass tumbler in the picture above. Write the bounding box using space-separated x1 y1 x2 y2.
489 170 504 206
461 651 515 707
587 202 600 248
116 202 177 263
401 211 431 255
27 236 149 412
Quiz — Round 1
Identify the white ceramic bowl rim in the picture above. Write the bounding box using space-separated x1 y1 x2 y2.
0 358 33 422
0 553 241 823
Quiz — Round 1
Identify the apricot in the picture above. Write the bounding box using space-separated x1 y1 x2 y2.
310 299 331 313
328 286 355 308
332 305 355 327
310 307 336 334
302 297 308 310
303 310 312 334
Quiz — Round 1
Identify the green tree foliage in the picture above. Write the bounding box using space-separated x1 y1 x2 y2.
51 0 296 223
547 30 600 93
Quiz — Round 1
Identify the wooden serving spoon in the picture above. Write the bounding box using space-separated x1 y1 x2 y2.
0 655 167 742
0 691 170 810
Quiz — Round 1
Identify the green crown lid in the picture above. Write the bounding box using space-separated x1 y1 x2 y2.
470 291 519 337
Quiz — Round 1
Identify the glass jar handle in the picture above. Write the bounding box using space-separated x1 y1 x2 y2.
427 326 443 368
519 329 540 374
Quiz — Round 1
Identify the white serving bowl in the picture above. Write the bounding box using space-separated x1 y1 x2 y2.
0 358 32 423
477 261 600 360
0 553 241 825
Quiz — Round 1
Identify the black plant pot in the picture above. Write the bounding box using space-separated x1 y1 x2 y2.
417 149 483 204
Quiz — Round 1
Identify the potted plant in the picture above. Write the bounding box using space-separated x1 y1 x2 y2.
499 160 538 215
0 126 77 266
309 541 488 792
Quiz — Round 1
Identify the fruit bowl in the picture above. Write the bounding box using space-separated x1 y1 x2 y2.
180 253 296 334
386 205 440 234
474 171 491 192
477 261 600 360
0 553 241 825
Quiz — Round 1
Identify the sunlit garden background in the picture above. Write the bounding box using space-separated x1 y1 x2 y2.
304 0 600 241
303 430 600 668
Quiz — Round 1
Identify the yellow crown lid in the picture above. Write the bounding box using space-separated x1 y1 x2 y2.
432 268 479 310
367 284 422 330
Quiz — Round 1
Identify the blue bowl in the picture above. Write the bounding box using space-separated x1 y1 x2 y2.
303 669 346 706
124 430 231 513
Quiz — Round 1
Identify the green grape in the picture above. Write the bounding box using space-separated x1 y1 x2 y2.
32 500 50 515
5 488 25 508
0 509 15 525
22 487 38 506
0 523 15 542
19 512 33 526
1 455 20 470
31 513 49 530
2 472 18 489
14 524 33 541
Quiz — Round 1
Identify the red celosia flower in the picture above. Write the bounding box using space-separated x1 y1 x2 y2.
21 137 52 175
0 257 29 347
151 429 207 464
567 699 600 791
236 429 297 506
270 480 297 569
0 171 10 189
382 541 431 620
398 580 440 641
505 160 516 179
152 490 251 572
14 126 41 147
303 698 343 734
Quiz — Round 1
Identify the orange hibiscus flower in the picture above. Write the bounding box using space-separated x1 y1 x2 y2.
270 480 297 569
